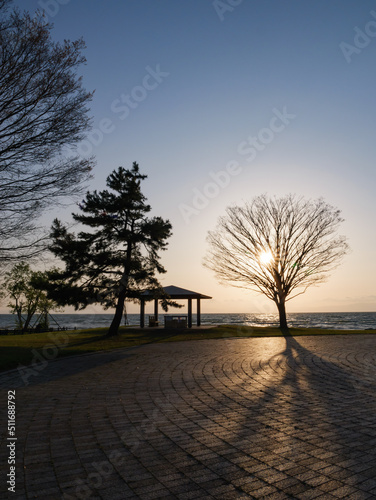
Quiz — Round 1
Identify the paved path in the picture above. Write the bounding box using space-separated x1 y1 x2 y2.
1 334 376 499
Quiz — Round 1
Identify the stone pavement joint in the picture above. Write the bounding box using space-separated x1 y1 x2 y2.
1 334 376 499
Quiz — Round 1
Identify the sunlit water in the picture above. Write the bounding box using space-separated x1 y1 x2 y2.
0 312 375 330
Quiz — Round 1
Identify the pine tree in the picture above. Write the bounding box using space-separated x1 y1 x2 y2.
47 162 173 336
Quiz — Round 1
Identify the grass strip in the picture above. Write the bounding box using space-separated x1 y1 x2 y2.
0 324 375 372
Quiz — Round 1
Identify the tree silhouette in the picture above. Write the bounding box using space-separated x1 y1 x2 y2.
0 261 60 331
46 162 174 336
0 1 94 261
204 194 349 329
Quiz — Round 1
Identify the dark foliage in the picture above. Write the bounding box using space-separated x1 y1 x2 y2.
47 162 175 336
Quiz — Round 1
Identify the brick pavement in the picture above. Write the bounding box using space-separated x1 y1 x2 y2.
1 334 376 499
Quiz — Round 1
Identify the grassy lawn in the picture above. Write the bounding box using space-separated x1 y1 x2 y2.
0 325 375 372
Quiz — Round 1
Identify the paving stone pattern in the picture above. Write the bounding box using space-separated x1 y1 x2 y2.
1 334 376 499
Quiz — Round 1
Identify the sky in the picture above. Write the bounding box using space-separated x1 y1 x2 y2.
7 0 376 316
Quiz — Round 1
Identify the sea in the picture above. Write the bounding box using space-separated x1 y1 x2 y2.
0 312 375 331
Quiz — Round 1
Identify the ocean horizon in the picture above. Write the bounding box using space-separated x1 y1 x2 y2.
0 311 375 331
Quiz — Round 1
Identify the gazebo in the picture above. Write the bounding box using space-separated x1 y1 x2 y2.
140 285 212 328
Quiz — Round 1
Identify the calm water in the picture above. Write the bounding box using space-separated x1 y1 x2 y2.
0 312 375 330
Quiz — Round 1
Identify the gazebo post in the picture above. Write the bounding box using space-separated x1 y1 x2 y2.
140 299 145 328
154 299 159 323
188 298 192 328
197 298 201 327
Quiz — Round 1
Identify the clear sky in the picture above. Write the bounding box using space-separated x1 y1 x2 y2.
9 0 376 315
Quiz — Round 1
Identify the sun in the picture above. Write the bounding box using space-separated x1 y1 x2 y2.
259 250 274 265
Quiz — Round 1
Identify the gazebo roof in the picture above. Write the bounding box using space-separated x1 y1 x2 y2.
163 285 211 300
142 285 211 300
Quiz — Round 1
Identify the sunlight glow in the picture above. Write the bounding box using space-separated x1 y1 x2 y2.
259 250 274 265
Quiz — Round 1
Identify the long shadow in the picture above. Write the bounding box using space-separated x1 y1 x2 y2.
151 327 376 495
0 329 182 388
109 329 376 497
141 328 376 496
225 328 376 492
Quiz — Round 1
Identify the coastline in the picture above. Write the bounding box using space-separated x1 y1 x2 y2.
0 311 375 332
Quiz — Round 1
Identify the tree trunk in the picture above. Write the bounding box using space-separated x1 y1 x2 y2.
277 300 288 330
107 242 133 337
16 306 23 330
107 288 127 337
23 303 37 332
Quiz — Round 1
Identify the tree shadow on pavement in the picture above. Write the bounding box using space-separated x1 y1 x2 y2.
226 328 376 494
0 331 181 388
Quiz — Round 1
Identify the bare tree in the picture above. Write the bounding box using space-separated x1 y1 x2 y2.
0 2 94 262
204 194 349 329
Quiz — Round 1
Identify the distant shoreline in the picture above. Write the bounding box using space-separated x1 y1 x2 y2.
1 312 375 332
